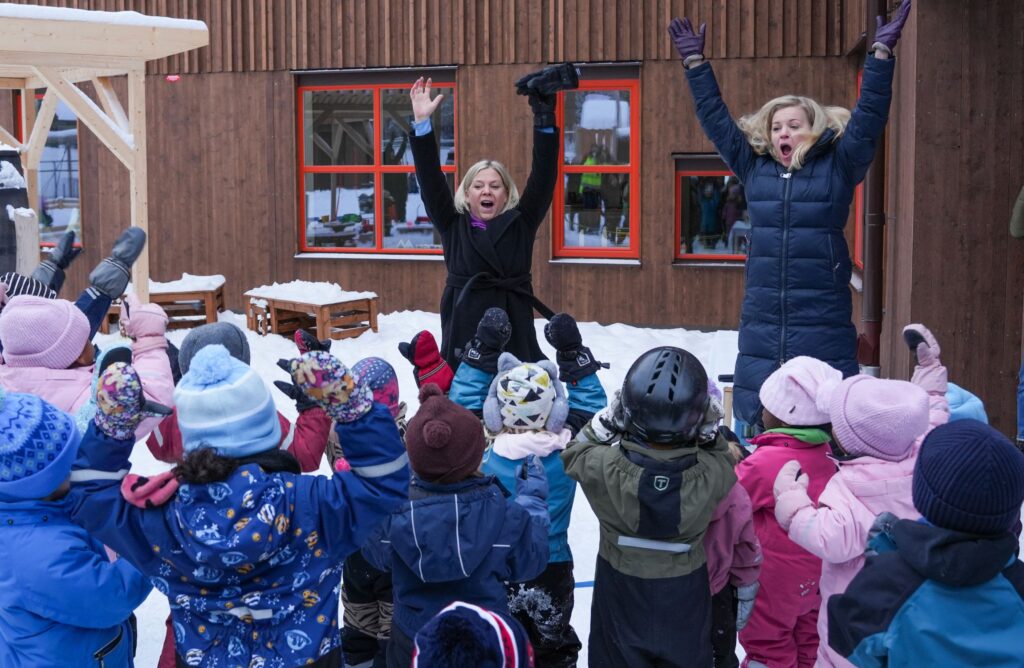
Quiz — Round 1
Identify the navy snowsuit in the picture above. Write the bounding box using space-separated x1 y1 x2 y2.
685 55 896 424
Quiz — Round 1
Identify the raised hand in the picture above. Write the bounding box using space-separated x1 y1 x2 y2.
288 351 374 423
667 17 706 65
410 77 444 123
873 0 911 54
902 323 940 367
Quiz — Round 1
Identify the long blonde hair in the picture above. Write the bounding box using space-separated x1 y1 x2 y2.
454 160 520 215
738 95 851 170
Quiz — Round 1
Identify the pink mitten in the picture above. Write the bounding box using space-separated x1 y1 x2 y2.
773 460 813 531
121 470 180 508
121 292 169 340
902 323 940 367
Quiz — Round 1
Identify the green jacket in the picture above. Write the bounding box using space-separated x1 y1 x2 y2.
561 424 736 579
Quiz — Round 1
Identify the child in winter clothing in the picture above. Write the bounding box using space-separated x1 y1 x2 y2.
413 601 536 667
0 292 174 440
736 356 842 668
145 325 332 472
704 414 762 668
362 383 550 668
563 346 736 668
772 325 948 668
63 345 410 667
0 390 151 667
828 419 1024 667
339 356 407 668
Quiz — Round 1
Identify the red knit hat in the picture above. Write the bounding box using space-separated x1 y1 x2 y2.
406 384 485 484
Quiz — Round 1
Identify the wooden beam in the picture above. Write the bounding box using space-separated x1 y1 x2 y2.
127 69 149 302
0 77 26 89
91 76 129 132
32 66 135 171
23 88 58 170
20 87 38 213
0 124 22 151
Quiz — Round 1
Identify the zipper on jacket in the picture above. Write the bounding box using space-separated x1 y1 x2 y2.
93 624 124 667
780 171 793 365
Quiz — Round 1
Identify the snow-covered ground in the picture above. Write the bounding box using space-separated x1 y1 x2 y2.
97 309 740 666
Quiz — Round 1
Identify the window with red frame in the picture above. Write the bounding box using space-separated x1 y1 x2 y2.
675 155 748 261
297 80 455 253
553 76 639 259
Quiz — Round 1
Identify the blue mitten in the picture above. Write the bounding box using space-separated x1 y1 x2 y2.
514 455 550 526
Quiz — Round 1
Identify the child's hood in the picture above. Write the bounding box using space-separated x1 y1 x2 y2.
388 477 510 583
169 464 299 570
834 453 917 517
491 428 571 459
891 519 1019 587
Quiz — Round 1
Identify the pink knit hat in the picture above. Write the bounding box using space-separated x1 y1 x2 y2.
0 296 90 369
829 375 929 461
759 356 842 426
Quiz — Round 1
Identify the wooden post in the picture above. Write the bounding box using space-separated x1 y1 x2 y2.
20 86 37 217
127 68 149 302
369 297 379 332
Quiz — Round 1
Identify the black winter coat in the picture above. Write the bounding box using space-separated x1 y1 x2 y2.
411 128 559 368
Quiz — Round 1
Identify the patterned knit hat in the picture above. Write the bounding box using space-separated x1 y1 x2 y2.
0 390 81 501
483 353 568 433
759 356 842 426
174 344 281 458
406 384 485 484
829 375 929 461
353 357 401 419
0 295 90 369
913 420 1024 535
413 601 535 667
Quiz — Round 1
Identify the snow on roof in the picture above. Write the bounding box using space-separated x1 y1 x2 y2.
246 280 377 306
128 273 226 294
0 3 206 31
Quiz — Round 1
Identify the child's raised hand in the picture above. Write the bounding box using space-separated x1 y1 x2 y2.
410 77 444 124
288 351 374 423
902 323 940 367
94 362 172 440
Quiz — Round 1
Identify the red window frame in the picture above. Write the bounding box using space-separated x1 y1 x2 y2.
295 83 457 254
552 79 640 259
852 69 865 270
674 168 747 262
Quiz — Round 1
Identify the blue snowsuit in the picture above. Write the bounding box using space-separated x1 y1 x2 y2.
685 55 896 424
63 405 409 668
828 519 1024 667
0 499 151 668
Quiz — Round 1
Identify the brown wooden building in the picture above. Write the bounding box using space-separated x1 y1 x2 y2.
1 0 1021 435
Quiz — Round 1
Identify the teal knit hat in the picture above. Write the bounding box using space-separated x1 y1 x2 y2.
0 390 81 501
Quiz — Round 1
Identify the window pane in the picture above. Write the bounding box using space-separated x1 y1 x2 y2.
303 89 374 166
39 99 80 245
383 173 451 250
380 87 455 166
678 175 748 257
563 90 631 166
303 173 376 249
561 173 630 248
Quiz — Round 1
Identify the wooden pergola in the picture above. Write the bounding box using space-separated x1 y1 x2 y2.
0 3 208 300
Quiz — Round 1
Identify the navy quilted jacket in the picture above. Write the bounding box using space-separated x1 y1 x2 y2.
685 56 896 424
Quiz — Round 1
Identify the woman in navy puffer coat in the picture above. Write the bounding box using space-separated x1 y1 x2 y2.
670 9 908 427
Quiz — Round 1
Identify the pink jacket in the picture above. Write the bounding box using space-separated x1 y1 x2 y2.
146 406 333 473
705 482 762 595
0 334 175 440
780 361 949 667
736 430 836 616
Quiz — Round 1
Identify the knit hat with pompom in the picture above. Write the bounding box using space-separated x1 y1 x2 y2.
406 384 485 484
173 344 281 457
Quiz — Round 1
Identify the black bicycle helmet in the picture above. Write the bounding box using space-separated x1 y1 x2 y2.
621 346 709 446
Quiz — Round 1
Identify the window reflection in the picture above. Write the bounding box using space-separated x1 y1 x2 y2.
562 173 630 248
678 175 749 257
303 173 375 248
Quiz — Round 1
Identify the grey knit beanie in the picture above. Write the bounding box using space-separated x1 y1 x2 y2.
178 322 251 375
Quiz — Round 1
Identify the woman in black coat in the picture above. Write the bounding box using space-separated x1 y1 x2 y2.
409 76 558 369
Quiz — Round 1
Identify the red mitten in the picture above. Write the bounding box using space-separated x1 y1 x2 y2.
398 330 453 393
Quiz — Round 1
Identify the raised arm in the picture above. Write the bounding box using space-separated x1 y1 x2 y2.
516 127 560 234
669 17 756 180
408 77 458 233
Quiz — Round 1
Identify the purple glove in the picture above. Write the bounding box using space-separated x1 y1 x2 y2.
667 17 706 64
288 351 374 423
873 0 911 54
94 362 172 440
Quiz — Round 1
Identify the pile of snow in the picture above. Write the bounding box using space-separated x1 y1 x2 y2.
0 161 26 190
246 280 377 305
128 273 226 294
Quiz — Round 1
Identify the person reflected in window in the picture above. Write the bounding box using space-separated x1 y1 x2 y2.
382 131 410 237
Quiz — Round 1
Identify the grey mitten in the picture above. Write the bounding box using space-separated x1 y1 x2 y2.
89 227 146 298
736 582 759 631
31 230 81 293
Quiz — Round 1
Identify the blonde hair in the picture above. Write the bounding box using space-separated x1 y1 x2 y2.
454 160 520 215
738 95 852 171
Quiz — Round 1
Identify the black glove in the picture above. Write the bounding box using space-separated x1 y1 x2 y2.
515 63 579 128
528 91 557 128
461 307 511 374
544 312 607 383
274 358 318 412
30 230 81 293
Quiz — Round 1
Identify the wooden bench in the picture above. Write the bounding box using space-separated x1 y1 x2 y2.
100 283 225 334
245 293 379 340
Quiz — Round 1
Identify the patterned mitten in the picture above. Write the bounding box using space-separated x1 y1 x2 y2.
94 362 172 440
288 351 374 423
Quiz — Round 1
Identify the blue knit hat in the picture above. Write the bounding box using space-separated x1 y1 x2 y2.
413 601 534 667
913 420 1024 535
0 390 80 501
174 344 281 458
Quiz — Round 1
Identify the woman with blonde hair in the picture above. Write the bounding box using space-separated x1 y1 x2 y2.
409 70 573 371
668 1 912 437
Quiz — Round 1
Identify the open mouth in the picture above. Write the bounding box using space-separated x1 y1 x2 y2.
779 143 793 159
480 199 495 212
